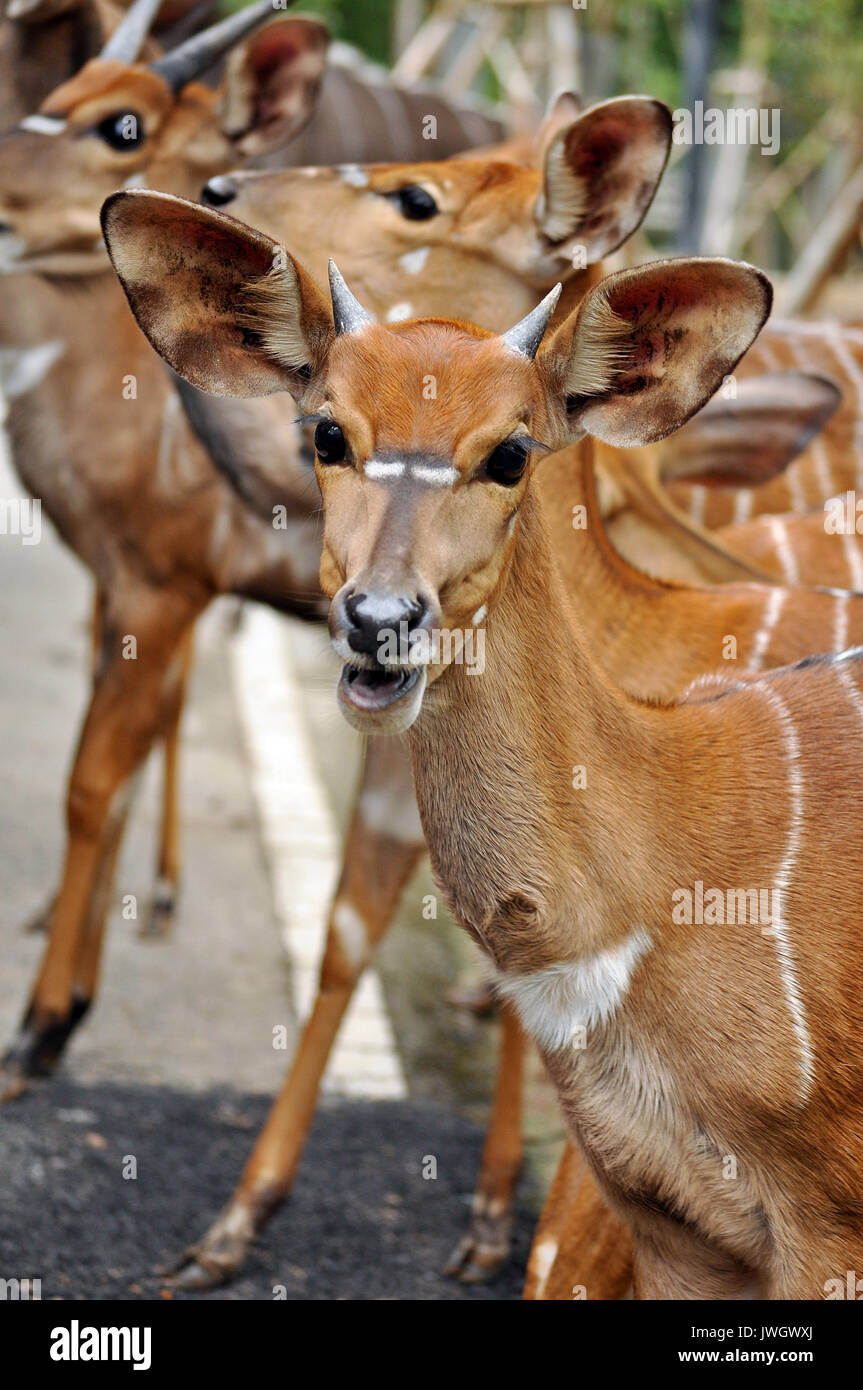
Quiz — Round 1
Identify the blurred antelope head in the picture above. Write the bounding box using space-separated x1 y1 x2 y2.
0 0 328 274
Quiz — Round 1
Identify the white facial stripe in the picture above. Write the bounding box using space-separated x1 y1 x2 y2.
365 459 458 487
495 927 652 1052
365 460 405 480
19 114 66 136
410 464 458 486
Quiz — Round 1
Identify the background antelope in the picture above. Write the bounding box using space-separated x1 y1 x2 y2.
121 238 863 1297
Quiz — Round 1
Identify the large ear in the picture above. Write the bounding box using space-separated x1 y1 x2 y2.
535 89 584 165
101 189 334 397
218 15 329 158
542 258 773 449
654 371 841 486
535 95 672 263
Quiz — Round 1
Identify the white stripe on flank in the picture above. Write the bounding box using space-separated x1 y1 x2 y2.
495 927 652 1053
842 531 863 591
826 326 863 490
755 682 815 1100
733 489 753 525
786 336 835 500
750 586 786 670
832 591 850 653
365 459 405 479
231 605 406 1098
768 516 799 584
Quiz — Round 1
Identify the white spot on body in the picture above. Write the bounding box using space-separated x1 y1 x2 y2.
333 900 369 972
358 786 424 846
338 164 369 188
385 302 413 323
398 247 430 275
530 1237 559 1299
495 927 652 1053
0 340 64 400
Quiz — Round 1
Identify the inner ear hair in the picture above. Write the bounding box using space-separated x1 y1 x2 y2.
564 286 631 399
241 261 333 377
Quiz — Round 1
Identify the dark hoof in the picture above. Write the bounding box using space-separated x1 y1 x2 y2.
158 1206 256 1291
138 881 176 940
0 998 91 1099
444 1202 512 1283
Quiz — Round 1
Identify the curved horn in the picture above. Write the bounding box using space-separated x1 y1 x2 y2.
100 0 164 63
150 0 288 93
502 283 562 359
328 260 376 336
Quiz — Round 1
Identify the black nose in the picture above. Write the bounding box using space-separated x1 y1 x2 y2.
345 592 428 659
201 176 238 208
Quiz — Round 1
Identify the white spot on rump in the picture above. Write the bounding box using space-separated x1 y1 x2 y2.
398 247 430 275
333 900 369 972
495 927 652 1052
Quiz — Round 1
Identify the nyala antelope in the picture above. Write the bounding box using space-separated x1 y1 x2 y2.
110 233 863 1298
1 20 676 1287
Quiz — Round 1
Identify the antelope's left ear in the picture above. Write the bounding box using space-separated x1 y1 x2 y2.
219 15 329 157
101 189 334 397
541 258 773 448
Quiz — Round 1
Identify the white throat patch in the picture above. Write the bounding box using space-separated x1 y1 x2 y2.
495 927 652 1052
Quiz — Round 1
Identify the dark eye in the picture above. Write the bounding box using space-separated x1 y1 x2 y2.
95 111 145 151
484 440 528 487
314 420 347 464
389 185 438 221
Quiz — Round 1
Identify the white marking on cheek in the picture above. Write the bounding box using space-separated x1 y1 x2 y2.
333 901 369 971
385 302 413 323
365 459 405 480
0 339 64 399
495 927 652 1052
507 513 518 538
409 463 457 486
121 172 148 190
398 247 430 275
0 234 28 273
19 114 66 136
338 164 369 188
472 604 487 626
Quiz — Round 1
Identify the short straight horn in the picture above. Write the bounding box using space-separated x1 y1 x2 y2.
100 0 164 63
150 0 289 92
328 260 376 336
502 283 562 359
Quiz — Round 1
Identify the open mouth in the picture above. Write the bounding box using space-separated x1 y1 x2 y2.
339 660 423 713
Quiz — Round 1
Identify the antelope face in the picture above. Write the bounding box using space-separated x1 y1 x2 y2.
195 93 674 330
316 318 549 733
0 10 328 275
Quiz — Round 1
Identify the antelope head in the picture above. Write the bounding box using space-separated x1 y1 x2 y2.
0 0 328 275
101 191 772 735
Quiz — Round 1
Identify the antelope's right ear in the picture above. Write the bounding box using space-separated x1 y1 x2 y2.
219 16 329 157
535 95 672 264
541 257 773 449
101 189 334 398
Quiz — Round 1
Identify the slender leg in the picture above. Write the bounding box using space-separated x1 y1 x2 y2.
166 735 426 1289
140 627 194 939
446 1002 526 1282
523 1140 633 1299
0 584 204 1098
